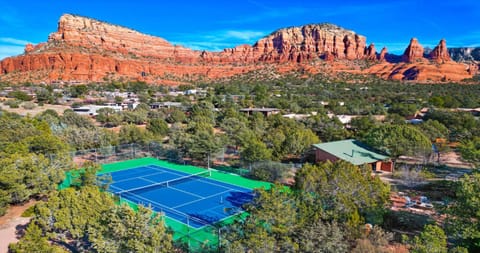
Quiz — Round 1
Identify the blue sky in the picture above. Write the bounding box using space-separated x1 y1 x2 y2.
0 0 479 60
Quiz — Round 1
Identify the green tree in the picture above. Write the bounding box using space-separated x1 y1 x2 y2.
187 129 220 167
35 88 55 105
69 85 88 98
71 161 102 188
0 153 67 207
388 103 417 117
265 115 320 160
350 116 378 139
410 225 447 253
296 220 348 253
61 110 96 129
61 126 118 150
241 138 272 167
9 223 66 253
417 119 449 141
119 124 151 145
167 123 191 162
295 161 390 227
34 186 115 247
122 110 147 125
446 172 480 250
458 137 480 166
146 118 169 137
351 225 393 253
249 161 289 183
96 108 122 127
166 108 186 124
303 115 350 142
90 205 173 253
220 117 249 148
424 110 479 142
224 185 298 252
190 101 216 126
363 124 431 158
9 90 33 101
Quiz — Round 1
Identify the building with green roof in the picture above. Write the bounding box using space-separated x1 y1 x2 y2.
312 139 393 172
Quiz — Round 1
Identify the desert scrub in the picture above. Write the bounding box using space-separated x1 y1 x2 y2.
22 101 36 110
4 99 21 108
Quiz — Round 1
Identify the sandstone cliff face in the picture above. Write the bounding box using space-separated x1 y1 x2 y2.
253 24 367 62
46 14 196 61
429 39 451 62
402 38 425 62
449 47 480 62
365 43 376 60
0 14 476 84
379 47 387 61
0 16 375 83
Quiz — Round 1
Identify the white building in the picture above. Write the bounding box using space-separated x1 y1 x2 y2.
72 104 123 116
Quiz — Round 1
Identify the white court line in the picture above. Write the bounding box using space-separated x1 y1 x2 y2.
172 189 233 209
139 176 159 184
116 190 210 226
168 186 204 198
147 165 183 174
109 184 125 193
112 171 166 183
110 169 164 182
145 166 237 192
115 166 253 200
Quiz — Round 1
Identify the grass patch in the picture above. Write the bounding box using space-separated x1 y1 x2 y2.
21 205 35 217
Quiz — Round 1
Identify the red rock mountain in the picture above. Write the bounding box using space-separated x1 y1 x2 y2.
402 38 425 62
0 14 476 84
429 39 451 63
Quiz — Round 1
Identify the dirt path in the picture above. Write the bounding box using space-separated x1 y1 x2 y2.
0 201 36 253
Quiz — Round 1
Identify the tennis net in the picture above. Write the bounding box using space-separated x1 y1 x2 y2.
113 169 211 195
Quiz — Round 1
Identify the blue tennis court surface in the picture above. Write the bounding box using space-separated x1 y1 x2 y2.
101 165 254 228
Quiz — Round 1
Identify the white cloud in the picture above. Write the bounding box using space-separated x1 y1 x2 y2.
171 41 233 52
169 29 268 51
0 37 34 59
224 30 266 41
0 37 32 45
0 45 24 60
447 31 480 48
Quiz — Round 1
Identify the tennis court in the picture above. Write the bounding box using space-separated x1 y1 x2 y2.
59 157 271 250
103 165 254 228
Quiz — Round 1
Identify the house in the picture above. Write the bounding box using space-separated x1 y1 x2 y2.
150 102 183 109
282 112 317 120
72 104 122 116
312 139 394 172
240 107 280 117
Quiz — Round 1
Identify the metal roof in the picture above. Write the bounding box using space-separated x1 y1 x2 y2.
312 139 389 165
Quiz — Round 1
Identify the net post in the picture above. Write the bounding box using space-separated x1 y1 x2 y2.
207 153 210 169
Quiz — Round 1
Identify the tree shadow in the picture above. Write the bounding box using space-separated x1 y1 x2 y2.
15 223 28 239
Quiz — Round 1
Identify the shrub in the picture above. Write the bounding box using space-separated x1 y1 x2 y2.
4 99 21 108
22 102 36 110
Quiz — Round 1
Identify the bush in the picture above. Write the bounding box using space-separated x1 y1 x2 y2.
8 90 33 101
392 165 433 187
249 161 291 183
22 102 36 110
21 205 35 217
4 99 21 108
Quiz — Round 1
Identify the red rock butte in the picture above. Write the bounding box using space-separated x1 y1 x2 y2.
0 14 477 84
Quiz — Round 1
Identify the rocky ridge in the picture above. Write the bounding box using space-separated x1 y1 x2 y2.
429 39 451 63
449 47 480 62
0 14 477 84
